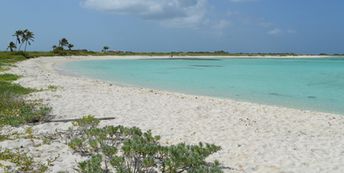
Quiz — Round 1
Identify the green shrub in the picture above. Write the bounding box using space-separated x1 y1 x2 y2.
72 115 100 129
14 51 33 59
47 85 58 91
0 81 51 127
0 148 48 172
0 81 33 95
0 56 51 127
0 94 51 126
52 47 67 56
0 74 20 82
161 143 222 173
68 116 223 173
78 155 103 173
0 63 51 127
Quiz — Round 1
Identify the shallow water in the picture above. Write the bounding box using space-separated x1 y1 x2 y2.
61 57 344 114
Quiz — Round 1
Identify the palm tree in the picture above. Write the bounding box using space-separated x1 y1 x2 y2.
7 42 17 52
59 38 69 49
13 30 23 49
22 29 35 52
102 46 109 52
67 44 74 51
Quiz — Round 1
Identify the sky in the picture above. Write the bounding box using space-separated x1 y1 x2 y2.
0 0 343 53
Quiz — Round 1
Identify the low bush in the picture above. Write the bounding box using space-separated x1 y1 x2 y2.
67 116 223 173
0 92 51 126
0 65 51 127
52 47 67 56
0 74 20 82
14 51 33 59
0 80 33 95
0 148 48 172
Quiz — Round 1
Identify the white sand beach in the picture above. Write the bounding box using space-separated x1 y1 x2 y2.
3 56 344 173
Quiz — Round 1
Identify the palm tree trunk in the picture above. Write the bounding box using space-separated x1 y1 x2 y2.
19 42 23 51
15 37 20 51
24 42 27 52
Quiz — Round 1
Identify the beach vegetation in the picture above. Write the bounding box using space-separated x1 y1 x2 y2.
7 42 17 52
0 52 26 66
0 49 339 62
68 44 74 51
13 30 24 47
15 51 34 59
52 38 78 55
54 38 74 51
11 29 35 52
0 148 48 172
0 74 20 82
22 29 35 52
0 135 10 142
59 38 69 49
0 90 51 127
67 116 223 173
47 85 59 91
0 57 51 127
102 46 110 52
52 46 66 55
0 77 33 94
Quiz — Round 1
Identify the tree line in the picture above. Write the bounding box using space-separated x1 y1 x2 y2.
7 29 34 52
6 29 113 54
6 29 77 53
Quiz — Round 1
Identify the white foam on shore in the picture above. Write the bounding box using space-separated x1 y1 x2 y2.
3 56 344 173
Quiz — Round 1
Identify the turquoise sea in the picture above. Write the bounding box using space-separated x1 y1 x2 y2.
61 57 344 114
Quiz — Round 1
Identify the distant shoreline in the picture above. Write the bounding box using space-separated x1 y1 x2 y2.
1 51 344 59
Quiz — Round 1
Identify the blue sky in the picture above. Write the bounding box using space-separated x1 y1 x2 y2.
1 0 343 53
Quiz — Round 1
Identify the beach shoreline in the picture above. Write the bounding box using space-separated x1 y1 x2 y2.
5 56 344 172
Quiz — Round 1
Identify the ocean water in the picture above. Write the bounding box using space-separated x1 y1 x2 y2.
61 57 344 114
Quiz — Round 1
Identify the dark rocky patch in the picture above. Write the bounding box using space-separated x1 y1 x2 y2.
190 65 223 68
141 58 222 61
269 92 282 96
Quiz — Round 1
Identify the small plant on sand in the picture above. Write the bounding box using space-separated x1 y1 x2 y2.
67 116 223 173
0 74 20 82
0 148 48 172
0 135 10 142
0 71 51 127
47 85 59 92
0 92 51 126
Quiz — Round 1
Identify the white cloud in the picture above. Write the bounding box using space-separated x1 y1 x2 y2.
213 19 231 30
208 19 231 37
81 0 207 28
267 28 282 35
267 28 296 36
